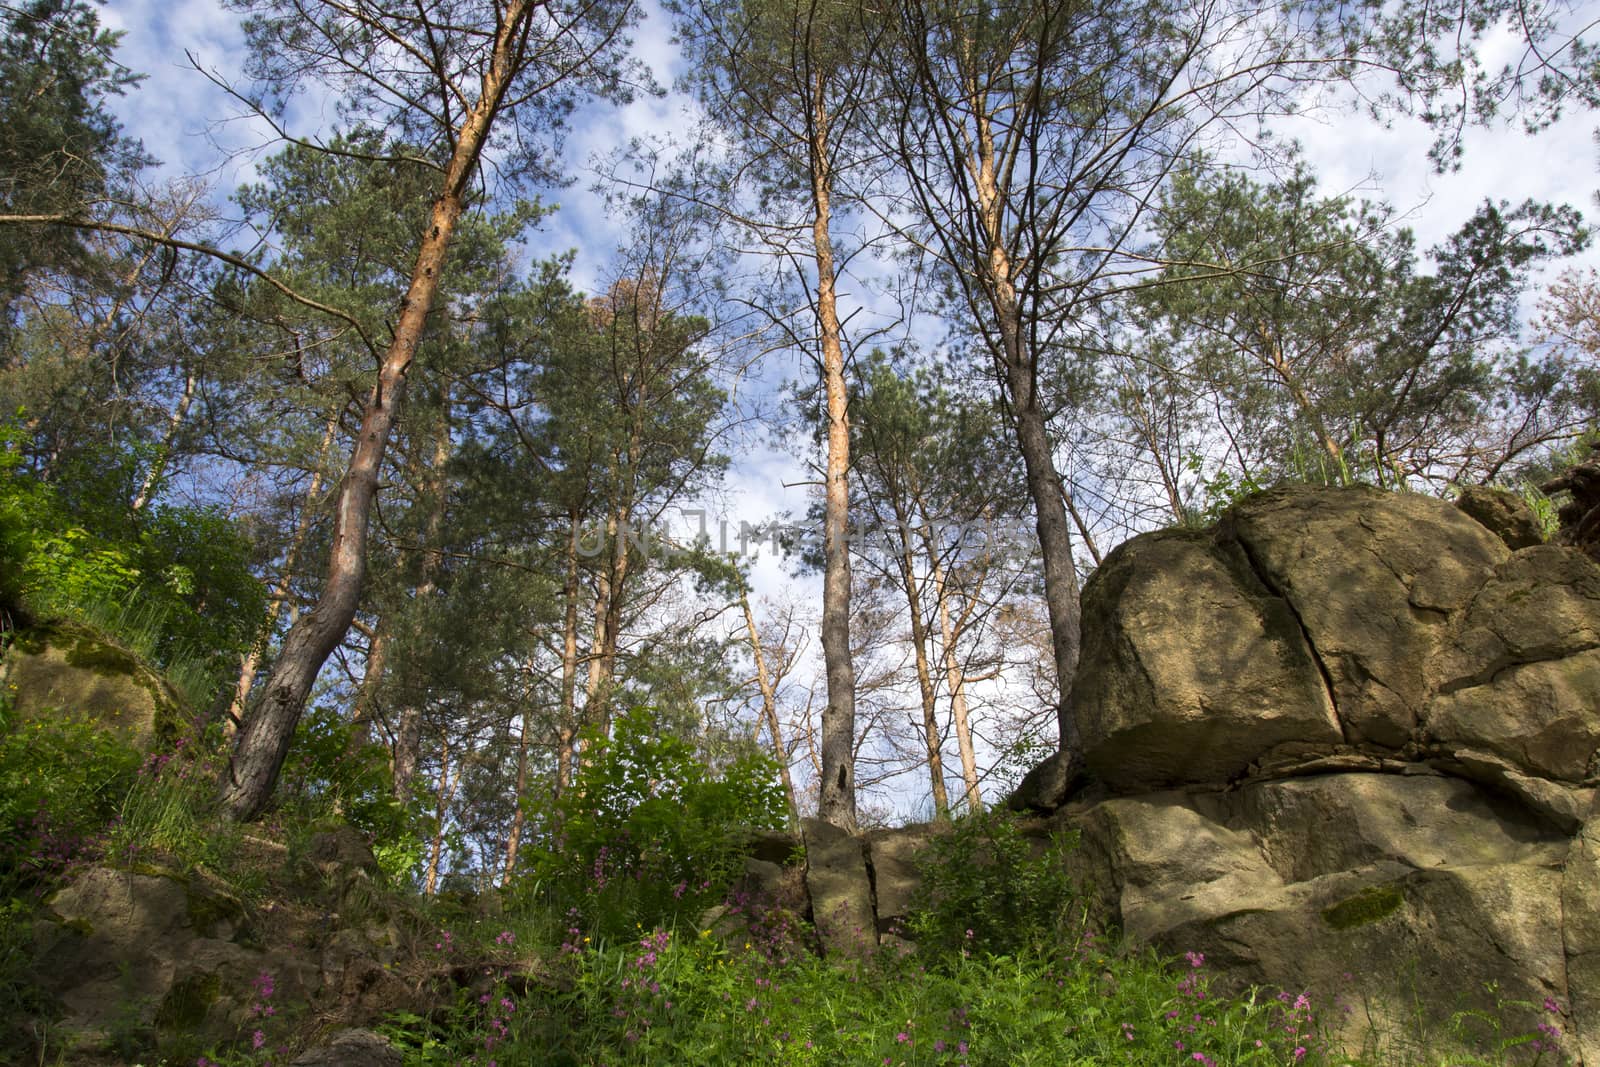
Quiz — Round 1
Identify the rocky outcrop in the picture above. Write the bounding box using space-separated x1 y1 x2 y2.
1073 527 1341 787
1455 484 1545 550
710 487 1600 1060
1055 485 1600 800
0 622 185 747
1008 485 1600 1061
28 837 417 1063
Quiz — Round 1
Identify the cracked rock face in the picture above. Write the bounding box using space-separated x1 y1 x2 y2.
1009 486 1600 1062
1076 486 1600 790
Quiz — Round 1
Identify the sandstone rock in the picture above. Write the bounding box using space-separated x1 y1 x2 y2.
1060 780 1571 1059
1430 544 1600 692
1075 528 1340 790
1181 863 1567 1055
866 825 933 937
1067 793 1284 946
291 1028 402 1067
801 818 875 957
700 855 813 955
1226 772 1567 882
1456 484 1544 549
1006 748 1079 812
1429 746 1596 832
1426 648 1600 783
34 867 287 1052
1 622 184 747
1222 486 1507 747
1562 797 1600 1065
988 485 1600 1061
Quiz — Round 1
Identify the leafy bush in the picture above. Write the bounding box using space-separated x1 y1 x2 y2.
277 705 428 883
0 692 140 899
907 808 1082 958
523 707 788 941
0 428 267 695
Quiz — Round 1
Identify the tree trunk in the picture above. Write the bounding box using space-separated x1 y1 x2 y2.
392 705 424 801
1002 355 1085 761
424 737 460 895
390 416 454 801
740 587 799 823
501 700 534 884
594 501 631 738
217 3 533 820
924 535 981 813
556 508 583 796
586 352 647 749
131 366 197 513
811 78 859 832
1259 326 1345 477
380 415 451 799
577 509 619 771
970 101 1084 769
345 618 389 753
227 407 341 734
890 507 948 821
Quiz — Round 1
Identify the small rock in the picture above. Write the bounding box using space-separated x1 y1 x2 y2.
290 1028 402 1067
1456 485 1544 550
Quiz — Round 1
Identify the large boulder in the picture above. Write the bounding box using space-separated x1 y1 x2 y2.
1060 772 1573 1056
1456 484 1545 550
28 857 415 1062
1430 545 1600 693
31 866 312 1055
1069 487 1600 791
800 818 875 958
1 622 185 747
866 825 934 939
1220 487 1506 748
1004 485 1600 1062
1076 529 1340 790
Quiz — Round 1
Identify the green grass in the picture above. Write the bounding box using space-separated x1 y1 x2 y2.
20 588 226 712
370 926 1569 1067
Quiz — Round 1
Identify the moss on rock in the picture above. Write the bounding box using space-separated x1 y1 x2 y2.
1 621 185 746
1321 883 1404 930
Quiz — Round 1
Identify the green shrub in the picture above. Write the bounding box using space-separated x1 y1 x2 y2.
522 707 788 941
0 426 267 701
0 693 140 898
277 705 427 884
907 808 1082 958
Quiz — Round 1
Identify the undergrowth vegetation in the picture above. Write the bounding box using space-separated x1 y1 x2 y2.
0 431 267 704
368 808 1569 1067
0 686 1576 1066
0 443 1575 1067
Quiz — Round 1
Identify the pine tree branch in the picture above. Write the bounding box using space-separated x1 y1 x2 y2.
0 211 379 352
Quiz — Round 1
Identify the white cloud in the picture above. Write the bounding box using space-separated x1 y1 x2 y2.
1281 79 1600 278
